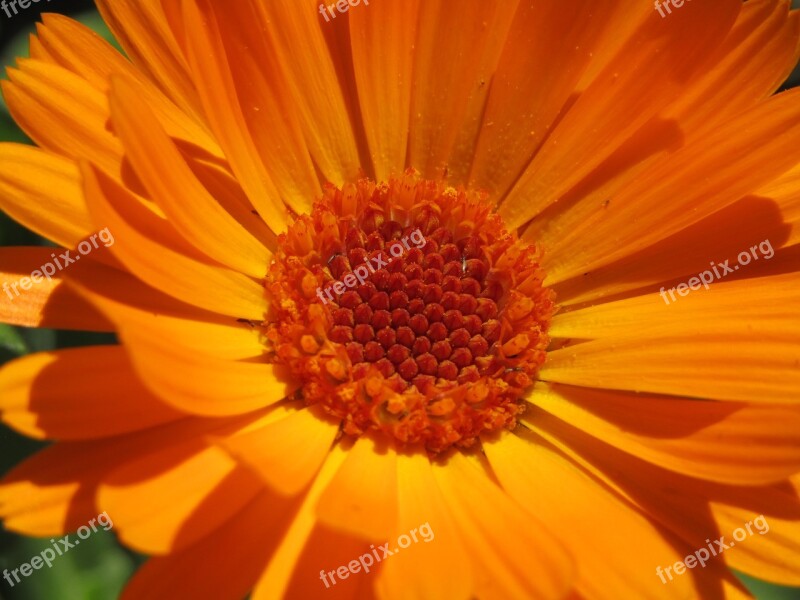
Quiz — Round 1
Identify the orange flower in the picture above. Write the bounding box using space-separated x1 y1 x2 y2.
1 1 800 598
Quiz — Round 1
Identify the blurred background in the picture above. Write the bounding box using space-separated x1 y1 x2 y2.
1 1 800 598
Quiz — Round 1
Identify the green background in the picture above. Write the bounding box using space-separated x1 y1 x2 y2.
0 1 799 598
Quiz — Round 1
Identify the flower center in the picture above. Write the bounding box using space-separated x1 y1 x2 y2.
263 171 555 453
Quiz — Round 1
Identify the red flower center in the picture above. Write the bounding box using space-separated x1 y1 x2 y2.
326 223 501 389
264 171 555 453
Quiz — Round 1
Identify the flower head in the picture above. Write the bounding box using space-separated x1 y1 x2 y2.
1 1 800 599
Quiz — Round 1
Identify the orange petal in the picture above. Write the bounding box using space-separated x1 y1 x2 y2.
108 76 271 278
408 0 517 181
317 433 398 540
248 0 361 185
666 0 800 130
550 193 792 307
0 346 182 440
523 0 800 296
532 414 800 588
28 31 56 62
281 522 379 599
528 382 800 485
436 0 519 185
431 451 575 599
711 475 800 587
542 273 800 403
120 489 298 600
35 13 222 158
182 0 292 238
523 0 800 290
483 430 742 599
542 335 800 404
251 442 350 599
80 161 268 319
4 59 122 175
99 440 263 554
0 443 105 536
375 450 474 600
0 144 93 247
67 259 266 361
499 0 740 227
120 328 296 416
539 87 800 284
470 0 629 201
193 1 322 214
0 246 112 331
758 163 800 248
0 416 224 535
94 0 203 120
217 405 339 496
550 271 800 340
349 0 417 181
